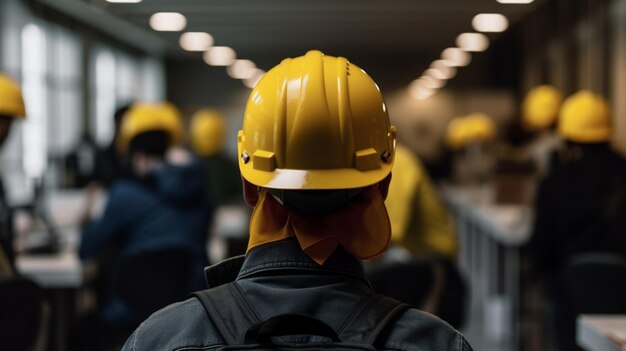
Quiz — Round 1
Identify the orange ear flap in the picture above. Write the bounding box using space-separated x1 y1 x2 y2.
377 173 392 200
242 177 259 207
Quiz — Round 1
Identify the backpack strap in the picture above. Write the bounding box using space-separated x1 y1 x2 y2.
192 282 261 344
338 294 410 345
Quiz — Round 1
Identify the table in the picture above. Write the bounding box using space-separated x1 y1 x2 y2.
578 315 626 351
14 190 89 351
441 183 532 351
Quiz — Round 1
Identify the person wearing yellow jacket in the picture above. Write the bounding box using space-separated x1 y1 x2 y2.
385 144 457 259
371 144 465 327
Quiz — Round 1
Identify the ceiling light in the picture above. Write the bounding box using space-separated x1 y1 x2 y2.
106 0 142 2
203 46 237 66
456 33 490 52
227 59 257 79
179 32 213 52
472 13 509 32
430 60 457 79
441 47 471 67
420 76 446 89
497 0 533 3
408 83 435 100
243 69 266 89
150 12 186 32
425 68 446 81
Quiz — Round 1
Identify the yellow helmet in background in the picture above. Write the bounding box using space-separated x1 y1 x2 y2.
522 85 562 131
445 113 495 150
558 90 611 143
238 50 396 190
117 102 183 152
0 74 26 118
190 109 226 156
160 102 185 146
445 117 470 150
466 113 496 142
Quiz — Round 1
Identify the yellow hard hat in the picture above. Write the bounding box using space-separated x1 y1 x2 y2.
522 85 562 131
160 102 184 146
466 113 496 142
445 113 495 150
445 117 470 150
0 74 26 118
558 90 611 143
117 102 183 152
238 50 396 190
190 109 226 156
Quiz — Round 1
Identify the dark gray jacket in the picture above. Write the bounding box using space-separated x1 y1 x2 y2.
122 238 472 350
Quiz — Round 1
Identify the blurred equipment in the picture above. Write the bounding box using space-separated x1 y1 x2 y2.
521 85 562 132
558 90 611 143
21 179 61 255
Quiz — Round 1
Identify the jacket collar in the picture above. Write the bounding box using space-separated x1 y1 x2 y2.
204 237 370 289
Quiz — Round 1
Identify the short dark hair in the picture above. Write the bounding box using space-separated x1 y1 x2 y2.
114 104 133 126
129 131 169 158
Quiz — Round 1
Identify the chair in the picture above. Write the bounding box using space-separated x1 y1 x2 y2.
0 277 44 351
115 249 194 321
556 253 626 350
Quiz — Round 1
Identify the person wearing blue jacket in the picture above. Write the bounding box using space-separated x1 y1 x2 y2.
76 103 211 349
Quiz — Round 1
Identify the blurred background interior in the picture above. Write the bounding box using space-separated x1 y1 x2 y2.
1 0 626 350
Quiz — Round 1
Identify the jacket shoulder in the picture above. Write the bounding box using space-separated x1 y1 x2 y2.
381 308 472 351
123 297 223 351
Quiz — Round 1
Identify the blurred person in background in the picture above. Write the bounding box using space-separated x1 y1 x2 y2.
75 102 212 349
189 109 247 258
369 143 466 328
122 50 471 351
527 90 626 350
0 74 26 275
189 109 241 207
91 104 134 188
520 85 563 178
445 113 497 184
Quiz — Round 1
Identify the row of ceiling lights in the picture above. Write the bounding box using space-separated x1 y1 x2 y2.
107 0 532 91
106 2 265 88
408 0 535 100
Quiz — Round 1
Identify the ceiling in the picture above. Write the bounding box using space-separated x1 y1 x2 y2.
81 0 544 64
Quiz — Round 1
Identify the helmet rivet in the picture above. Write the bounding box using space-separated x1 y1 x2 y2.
381 150 391 163
241 152 250 164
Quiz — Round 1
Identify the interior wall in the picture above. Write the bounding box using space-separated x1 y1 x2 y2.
0 0 167 202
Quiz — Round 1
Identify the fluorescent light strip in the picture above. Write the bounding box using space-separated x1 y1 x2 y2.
150 12 187 32
472 13 509 33
497 0 534 3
